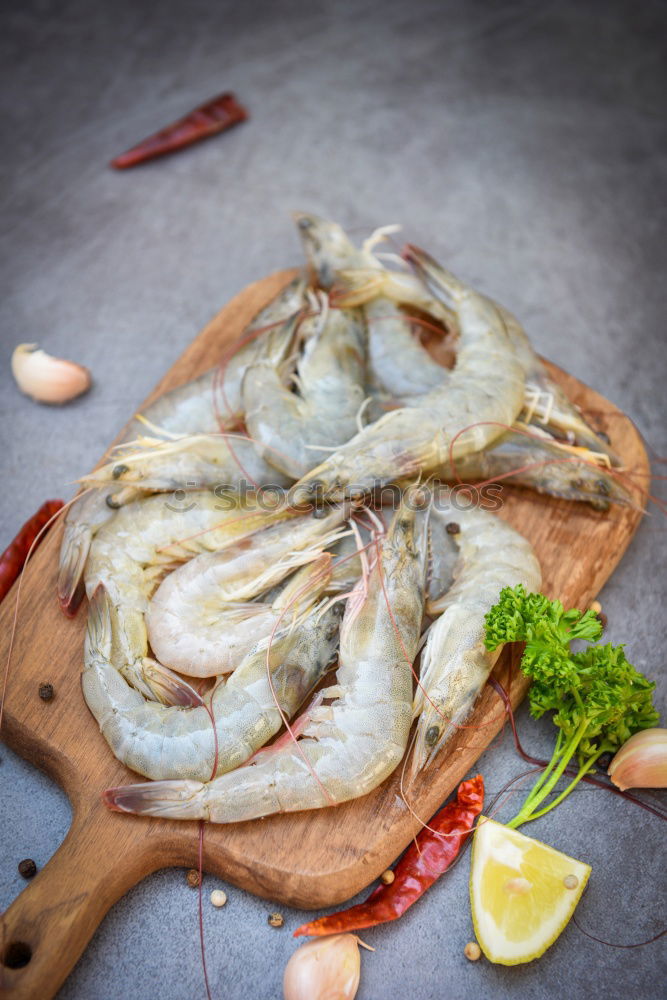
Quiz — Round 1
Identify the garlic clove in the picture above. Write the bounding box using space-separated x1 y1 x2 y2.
11 343 92 405
608 728 667 791
283 934 361 1000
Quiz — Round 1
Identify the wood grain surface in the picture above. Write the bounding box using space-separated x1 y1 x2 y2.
0 270 649 999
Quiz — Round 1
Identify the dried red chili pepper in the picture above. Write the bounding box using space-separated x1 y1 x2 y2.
294 774 484 937
111 92 248 169
0 499 64 602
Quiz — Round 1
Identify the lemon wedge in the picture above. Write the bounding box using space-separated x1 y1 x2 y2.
470 817 591 965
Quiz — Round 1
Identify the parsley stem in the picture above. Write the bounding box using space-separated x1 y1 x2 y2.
507 718 590 828
520 731 564 810
518 751 604 823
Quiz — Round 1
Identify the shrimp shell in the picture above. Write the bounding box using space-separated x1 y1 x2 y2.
410 493 541 779
84 583 341 781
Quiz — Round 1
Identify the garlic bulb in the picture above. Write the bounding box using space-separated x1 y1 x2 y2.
283 934 361 1000
608 728 667 791
11 343 91 404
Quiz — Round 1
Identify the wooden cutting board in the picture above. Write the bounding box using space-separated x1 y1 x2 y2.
0 270 649 999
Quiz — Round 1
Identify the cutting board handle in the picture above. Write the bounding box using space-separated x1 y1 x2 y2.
0 803 155 999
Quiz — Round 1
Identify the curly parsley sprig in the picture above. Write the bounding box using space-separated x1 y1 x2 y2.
485 585 659 828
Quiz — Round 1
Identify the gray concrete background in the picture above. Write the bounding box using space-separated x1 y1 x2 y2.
1 1 666 997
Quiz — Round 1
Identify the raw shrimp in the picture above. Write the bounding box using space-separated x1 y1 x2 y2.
439 424 629 510
335 250 618 463
78 432 292 503
103 490 430 822
297 213 616 463
405 245 619 462
291 265 525 504
242 299 367 479
294 212 454 325
144 504 349 677
83 490 303 702
58 278 306 614
361 290 625 508
410 493 541 778
83 577 342 781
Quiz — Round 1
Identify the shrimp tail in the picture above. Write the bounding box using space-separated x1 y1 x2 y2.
103 779 207 819
141 659 204 708
402 244 463 305
60 489 121 615
58 522 90 615
85 583 112 657
88 585 203 707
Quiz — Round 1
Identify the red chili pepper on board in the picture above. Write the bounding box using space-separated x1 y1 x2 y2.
294 774 484 937
0 500 64 603
111 92 248 169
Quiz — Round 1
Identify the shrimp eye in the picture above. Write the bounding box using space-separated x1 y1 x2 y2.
425 725 440 746
297 216 313 230
106 494 122 510
411 487 429 509
294 480 323 506
112 464 129 479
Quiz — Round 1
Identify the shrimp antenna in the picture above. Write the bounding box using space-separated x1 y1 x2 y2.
353 396 373 434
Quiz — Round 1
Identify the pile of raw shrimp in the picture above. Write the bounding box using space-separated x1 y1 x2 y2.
61 213 628 824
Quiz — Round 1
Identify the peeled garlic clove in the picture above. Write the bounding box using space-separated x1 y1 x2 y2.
608 728 667 791
283 934 361 1000
11 343 92 405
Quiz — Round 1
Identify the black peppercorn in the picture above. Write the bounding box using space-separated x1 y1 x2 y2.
18 858 37 879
